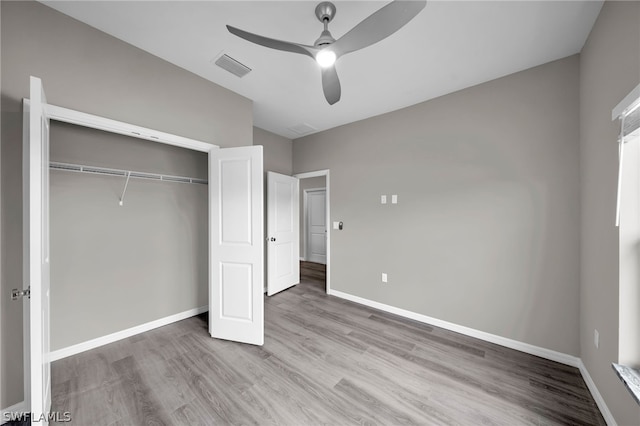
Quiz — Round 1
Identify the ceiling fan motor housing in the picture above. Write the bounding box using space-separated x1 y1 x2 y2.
315 2 337 24
315 29 336 47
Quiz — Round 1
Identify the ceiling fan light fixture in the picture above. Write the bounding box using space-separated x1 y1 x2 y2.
316 49 336 68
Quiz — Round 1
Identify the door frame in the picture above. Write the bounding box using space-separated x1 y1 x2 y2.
293 170 330 293
22 100 219 409
302 188 326 264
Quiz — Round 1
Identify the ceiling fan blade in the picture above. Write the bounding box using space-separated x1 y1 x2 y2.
227 25 318 59
321 65 341 105
332 1 426 58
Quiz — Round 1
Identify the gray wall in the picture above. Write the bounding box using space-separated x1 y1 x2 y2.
1 0 252 408
579 1 640 424
299 177 326 258
254 126 293 176
293 55 581 356
50 123 208 350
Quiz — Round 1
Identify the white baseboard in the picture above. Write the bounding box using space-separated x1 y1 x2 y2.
578 360 617 426
328 289 618 424
1 400 26 425
49 306 208 362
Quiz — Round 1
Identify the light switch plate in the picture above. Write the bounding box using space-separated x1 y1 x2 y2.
382 273 388 283
392 194 398 204
381 195 387 204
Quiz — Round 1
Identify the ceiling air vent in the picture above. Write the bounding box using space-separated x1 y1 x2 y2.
214 54 251 78
287 123 317 137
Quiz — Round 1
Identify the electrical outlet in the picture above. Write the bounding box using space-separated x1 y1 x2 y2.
382 273 388 283
594 329 599 349
381 195 387 204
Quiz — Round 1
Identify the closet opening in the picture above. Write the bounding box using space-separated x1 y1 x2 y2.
48 121 209 357
23 77 264 417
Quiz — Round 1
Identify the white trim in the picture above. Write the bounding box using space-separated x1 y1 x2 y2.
48 306 208 362
21 100 32 412
293 170 330 294
578 360 617 426
328 289 580 366
46 103 216 151
1 401 27 425
294 170 328 180
612 83 640 120
301 188 309 262
302 189 308 262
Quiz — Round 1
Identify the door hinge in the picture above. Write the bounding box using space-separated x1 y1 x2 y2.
11 287 30 300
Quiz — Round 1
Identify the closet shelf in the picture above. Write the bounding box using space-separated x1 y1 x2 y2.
50 161 208 185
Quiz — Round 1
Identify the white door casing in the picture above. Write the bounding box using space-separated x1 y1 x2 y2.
25 76 52 423
306 189 327 264
210 146 264 345
267 172 299 296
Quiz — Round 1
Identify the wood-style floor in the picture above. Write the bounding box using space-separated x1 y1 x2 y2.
50 263 605 425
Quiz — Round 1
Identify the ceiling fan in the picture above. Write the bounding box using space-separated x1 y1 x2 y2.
227 1 427 105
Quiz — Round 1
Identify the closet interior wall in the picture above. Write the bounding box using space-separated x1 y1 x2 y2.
49 121 208 350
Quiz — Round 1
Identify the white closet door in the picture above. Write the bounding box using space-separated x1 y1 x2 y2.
210 146 264 345
24 76 52 423
267 172 299 296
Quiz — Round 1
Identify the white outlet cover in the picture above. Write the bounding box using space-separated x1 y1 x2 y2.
392 194 398 204
381 195 387 204
382 273 388 283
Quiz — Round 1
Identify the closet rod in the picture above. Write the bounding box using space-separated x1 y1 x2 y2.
49 161 208 185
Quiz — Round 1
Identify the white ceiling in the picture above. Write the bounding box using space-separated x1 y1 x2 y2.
41 1 603 139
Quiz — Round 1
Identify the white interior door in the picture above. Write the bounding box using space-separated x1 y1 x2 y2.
210 146 264 345
307 189 327 264
24 76 52 421
267 172 299 296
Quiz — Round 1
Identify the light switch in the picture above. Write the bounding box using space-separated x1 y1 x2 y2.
381 195 387 204
391 195 398 204
333 221 340 230
382 273 388 283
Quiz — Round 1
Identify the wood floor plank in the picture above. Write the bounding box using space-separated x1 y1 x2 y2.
357 347 533 426
50 265 605 425
51 380 129 426
112 356 172 425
